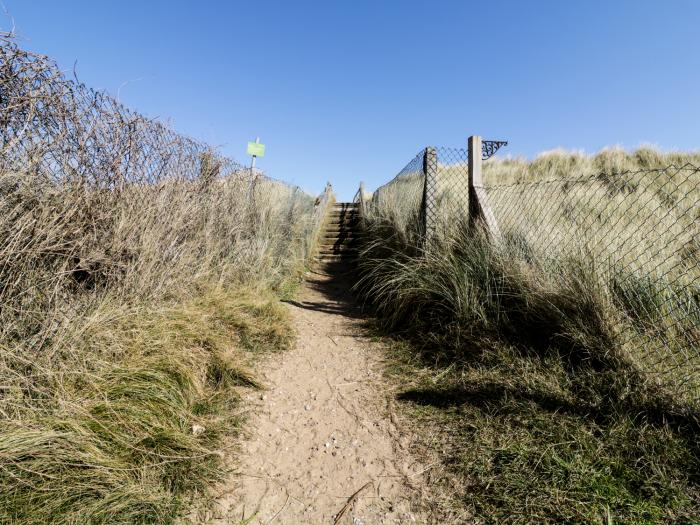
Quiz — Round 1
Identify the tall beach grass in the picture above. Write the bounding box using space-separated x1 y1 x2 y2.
358 147 700 523
0 35 324 523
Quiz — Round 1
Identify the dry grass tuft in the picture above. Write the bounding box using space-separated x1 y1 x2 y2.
0 287 294 525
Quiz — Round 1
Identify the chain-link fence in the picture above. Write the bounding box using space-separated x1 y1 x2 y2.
368 150 425 236
0 33 310 193
0 34 318 344
365 141 700 406
485 164 700 401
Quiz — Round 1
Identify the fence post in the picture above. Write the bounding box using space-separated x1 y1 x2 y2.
358 181 366 218
422 146 438 242
246 169 259 230
468 135 501 241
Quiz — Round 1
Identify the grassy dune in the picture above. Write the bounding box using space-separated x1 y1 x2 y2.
359 148 700 523
0 37 325 522
0 165 318 522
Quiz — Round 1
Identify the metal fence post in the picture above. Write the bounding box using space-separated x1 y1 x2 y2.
468 135 501 241
422 146 438 242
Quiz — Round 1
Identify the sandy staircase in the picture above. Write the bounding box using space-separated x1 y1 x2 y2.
317 202 360 263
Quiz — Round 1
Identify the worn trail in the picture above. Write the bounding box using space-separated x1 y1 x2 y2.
214 266 426 524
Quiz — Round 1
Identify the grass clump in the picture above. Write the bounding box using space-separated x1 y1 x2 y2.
358 147 700 523
0 287 293 525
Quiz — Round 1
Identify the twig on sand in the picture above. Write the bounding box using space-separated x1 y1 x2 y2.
264 493 290 524
333 481 373 525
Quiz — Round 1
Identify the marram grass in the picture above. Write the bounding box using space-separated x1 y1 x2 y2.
358 147 700 524
0 287 294 525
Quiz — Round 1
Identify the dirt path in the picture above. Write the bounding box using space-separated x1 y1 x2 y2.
214 267 426 524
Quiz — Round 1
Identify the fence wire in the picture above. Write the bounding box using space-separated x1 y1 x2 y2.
0 33 312 222
431 147 470 230
370 144 700 406
484 164 700 401
370 150 425 235
0 35 317 343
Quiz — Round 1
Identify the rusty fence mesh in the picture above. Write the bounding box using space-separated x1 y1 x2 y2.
369 144 700 405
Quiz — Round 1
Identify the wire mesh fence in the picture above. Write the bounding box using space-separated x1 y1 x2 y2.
0 33 310 192
485 163 700 401
0 34 318 344
366 142 700 406
370 143 505 237
372 151 425 213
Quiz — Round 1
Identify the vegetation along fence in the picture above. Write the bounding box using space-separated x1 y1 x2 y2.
360 136 700 407
0 34 318 346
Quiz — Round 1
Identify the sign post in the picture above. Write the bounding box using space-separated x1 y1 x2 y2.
246 138 265 210
246 137 266 169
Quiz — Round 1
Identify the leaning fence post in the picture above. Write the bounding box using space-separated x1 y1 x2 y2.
468 135 501 241
422 146 438 242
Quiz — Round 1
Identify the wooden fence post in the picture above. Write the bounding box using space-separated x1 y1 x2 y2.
468 135 501 241
422 147 438 242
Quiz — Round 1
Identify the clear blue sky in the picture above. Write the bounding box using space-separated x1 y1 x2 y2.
4 1 700 199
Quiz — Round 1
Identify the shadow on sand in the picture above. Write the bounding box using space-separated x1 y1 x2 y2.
282 260 365 320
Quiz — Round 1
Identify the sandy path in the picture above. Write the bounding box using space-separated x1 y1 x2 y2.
214 267 426 524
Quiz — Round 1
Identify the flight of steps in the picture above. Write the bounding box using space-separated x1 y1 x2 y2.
317 202 360 264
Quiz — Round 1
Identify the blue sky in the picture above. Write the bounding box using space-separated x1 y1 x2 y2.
4 0 700 199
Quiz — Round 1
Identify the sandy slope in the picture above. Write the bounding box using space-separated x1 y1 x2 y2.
213 267 427 524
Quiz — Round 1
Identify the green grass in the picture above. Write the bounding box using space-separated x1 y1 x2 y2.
0 287 294 525
386 337 700 524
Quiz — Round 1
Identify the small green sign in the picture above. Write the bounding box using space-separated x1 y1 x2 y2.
247 142 266 157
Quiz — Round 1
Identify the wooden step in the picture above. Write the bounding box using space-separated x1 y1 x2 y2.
326 216 359 224
324 231 358 238
328 213 359 221
326 223 359 230
319 244 358 253
316 254 357 263
325 226 358 233
323 234 360 243
321 242 360 250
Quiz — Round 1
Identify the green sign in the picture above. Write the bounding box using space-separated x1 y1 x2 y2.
247 142 266 157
